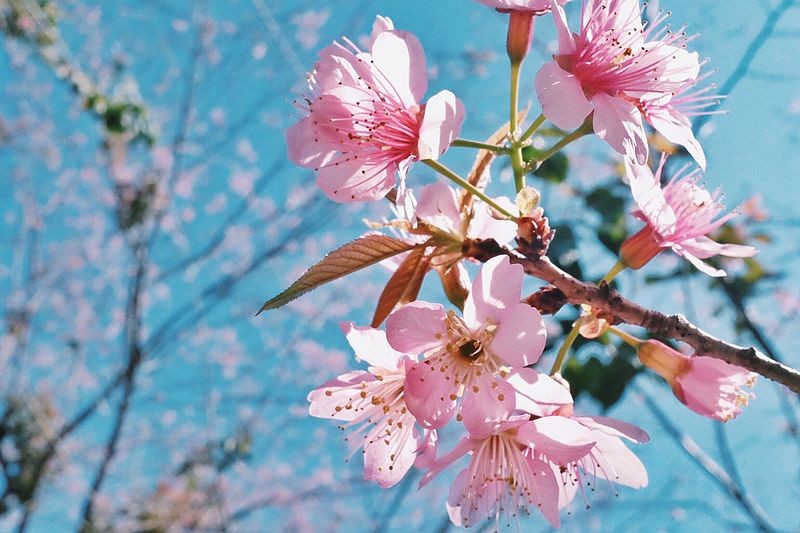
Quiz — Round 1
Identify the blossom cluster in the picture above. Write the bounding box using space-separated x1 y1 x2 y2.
281 0 761 527
309 257 648 526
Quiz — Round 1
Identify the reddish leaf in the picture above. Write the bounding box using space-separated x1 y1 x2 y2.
370 247 430 327
258 234 426 314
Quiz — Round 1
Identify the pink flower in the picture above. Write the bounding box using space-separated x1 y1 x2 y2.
475 0 566 14
510 370 649 508
535 0 701 164
287 16 465 203
413 182 518 246
386 256 546 437
637 339 757 421
620 155 756 276
307 323 434 487
420 412 594 528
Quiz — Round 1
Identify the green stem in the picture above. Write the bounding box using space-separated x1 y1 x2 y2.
518 113 545 144
601 260 626 285
451 138 507 153
608 326 642 349
551 317 582 375
509 60 526 193
423 159 518 221
530 120 593 171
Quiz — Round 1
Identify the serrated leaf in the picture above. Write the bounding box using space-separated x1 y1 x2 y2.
371 247 430 327
257 235 427 314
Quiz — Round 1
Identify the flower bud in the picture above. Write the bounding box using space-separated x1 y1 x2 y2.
506 11 535 63
637 340 756 421
619 226 663 270
516 207 555 258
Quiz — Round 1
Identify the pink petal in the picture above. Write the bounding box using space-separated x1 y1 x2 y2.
286 117 332 169
552 2 576 55
527 455 562 527
419 436 475 488
414 429 438 469
386 301 447 354
591 92 648 165
446 469 497 527
463 255 524 327
467 197 519 245
575 416 650 444
316 157 397 202
626 157 676 231
518 417 595 464
415 182 461 230
680 236 756 260
417 90 465 160
370 30 427 107
673 245 727 277
403 361 458 429
648 45 700 89
509 368 573 417
460 375 516 439
368 15 394 47
581 432 648 488
363 418 420 488
340 322 406 370
307 371 376 421
646 106 706 170
489 303 547 368
535 61 592 130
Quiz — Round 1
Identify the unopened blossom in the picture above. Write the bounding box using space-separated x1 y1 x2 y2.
638 339 757 421
620 155 756 276
386 255 546 437
287 16 465 202
510 369 649 508
307 323 434 487
535 0 701 163
476 1 569 63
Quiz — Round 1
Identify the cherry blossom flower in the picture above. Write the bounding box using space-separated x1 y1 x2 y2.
419 416 568 527
637 339 757 421
510 369 649 508
386 255 546 437
535 0 701 163
307 323 433 487
620 155 756 276
287 16 465 202
413 182 518 246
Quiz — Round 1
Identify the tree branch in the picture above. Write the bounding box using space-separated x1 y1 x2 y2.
462 239 800 393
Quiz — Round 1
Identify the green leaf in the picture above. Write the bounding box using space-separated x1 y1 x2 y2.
549 224 583 279
257 234 428 314
522 146 569 184
563 343 641 410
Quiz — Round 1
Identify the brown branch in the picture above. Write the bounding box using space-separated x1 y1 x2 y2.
462 239 800 394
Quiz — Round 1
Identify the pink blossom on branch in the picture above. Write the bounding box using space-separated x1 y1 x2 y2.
637 339 757 421
510 370 649 509
620 155 756 276
534 0 701 164
307 323 434 487
386 255 546 437
287 16 465 203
